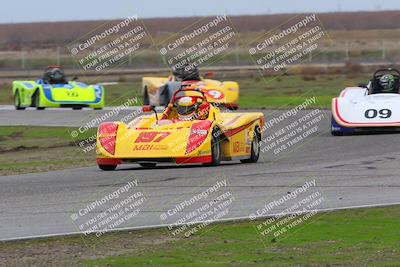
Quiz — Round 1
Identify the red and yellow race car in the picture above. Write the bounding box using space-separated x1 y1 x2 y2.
96 86 264 170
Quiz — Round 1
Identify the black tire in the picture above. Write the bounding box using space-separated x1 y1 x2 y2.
227 104 239 111
204 128 222 166
72 107 83 110
331 130 342 136
94 108 103 110
14 91 25 110
32 91 45 110
139 163 157 168
241 127 261 163
143 86 150 105
161 85 170 107
98 164 117 171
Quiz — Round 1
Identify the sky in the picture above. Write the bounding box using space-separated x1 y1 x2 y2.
0 0 399 23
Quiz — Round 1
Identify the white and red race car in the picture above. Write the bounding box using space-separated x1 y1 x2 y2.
332 68 400 135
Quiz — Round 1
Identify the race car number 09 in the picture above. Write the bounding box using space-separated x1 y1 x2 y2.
364 109 392 119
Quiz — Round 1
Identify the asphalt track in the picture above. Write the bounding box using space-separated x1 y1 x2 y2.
0 107 400 241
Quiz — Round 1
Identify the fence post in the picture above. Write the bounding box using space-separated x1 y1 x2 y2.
57 46 61 66
345 40 350 61
235 40 240 65
21 50 26 69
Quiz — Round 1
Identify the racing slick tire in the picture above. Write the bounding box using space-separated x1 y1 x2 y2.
241 127 261 163
98 164 117 171
32 91 45 110
331 130 342 136
161 86 170 107
143 86 150 105
161 82 180 107
204 128 222 166
139 163 157 168
14 91 25 110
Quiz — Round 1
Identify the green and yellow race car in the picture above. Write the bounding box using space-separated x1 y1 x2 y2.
13 66 105 110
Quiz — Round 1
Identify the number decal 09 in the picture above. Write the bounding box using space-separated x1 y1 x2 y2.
364 109 392 119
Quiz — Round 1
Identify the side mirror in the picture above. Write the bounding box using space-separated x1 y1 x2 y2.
142 105 154 113
358 83 367 88
204 72 215 78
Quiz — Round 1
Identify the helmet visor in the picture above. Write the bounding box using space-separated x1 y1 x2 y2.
177 104 196 116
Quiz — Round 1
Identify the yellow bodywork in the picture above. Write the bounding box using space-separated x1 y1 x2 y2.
97 104 264 164
143 76 239 107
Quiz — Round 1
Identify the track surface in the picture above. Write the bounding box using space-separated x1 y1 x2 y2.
0 105 147 127
0 108 400 241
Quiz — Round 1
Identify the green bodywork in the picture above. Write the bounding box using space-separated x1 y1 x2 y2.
12 80 105 109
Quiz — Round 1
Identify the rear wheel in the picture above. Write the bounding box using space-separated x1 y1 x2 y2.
204 128 221 166
98 164 117 171
139 163 157 168
32 91 45 110
161 85 170 107
14 91 25 110
241 127 261 163
143 86 150 105
227 104 239 111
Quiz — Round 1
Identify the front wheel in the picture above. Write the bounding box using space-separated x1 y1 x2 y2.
14 91 25 110
161 85 170 107
33 91 45 110
143 86 150 105
241 128 261 163
98 164 117 171
204 128 221 166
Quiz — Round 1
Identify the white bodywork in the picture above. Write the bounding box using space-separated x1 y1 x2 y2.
332 87 400 127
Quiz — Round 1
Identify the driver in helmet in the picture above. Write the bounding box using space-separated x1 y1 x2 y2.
43 67 67 84
378 74 398 93
172 63 201 82
176 96 199 121
175 95 210 121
